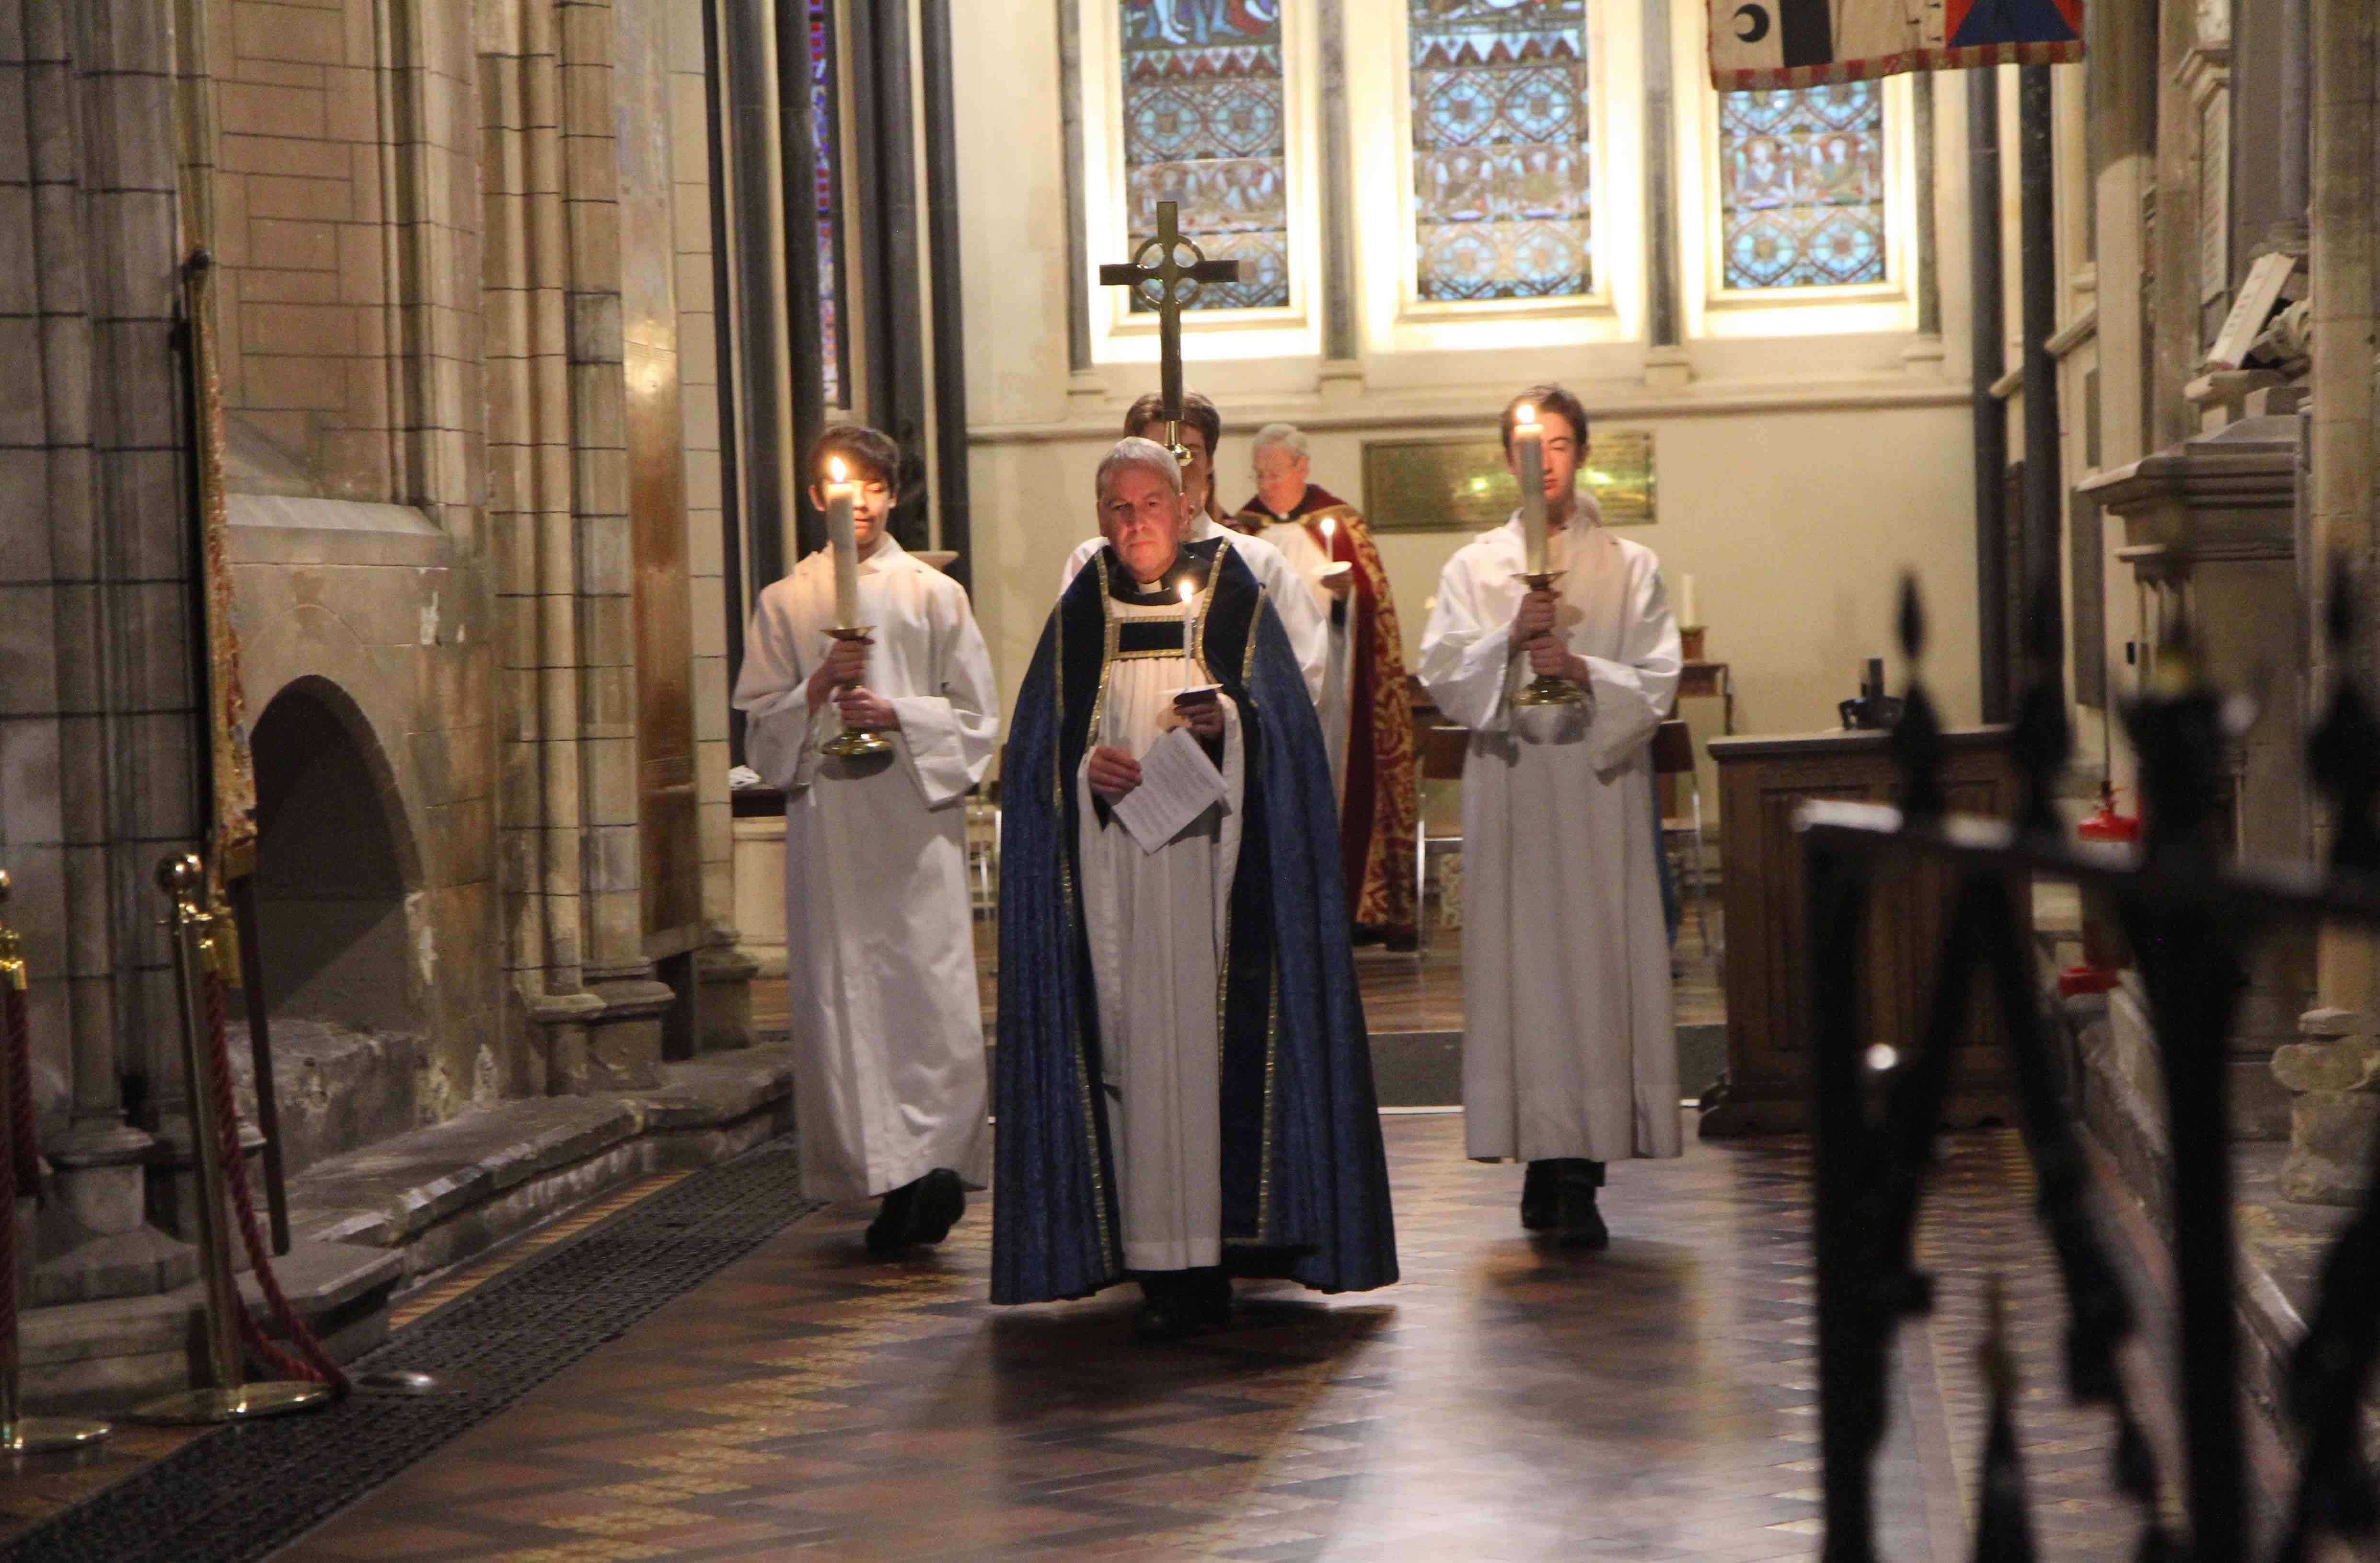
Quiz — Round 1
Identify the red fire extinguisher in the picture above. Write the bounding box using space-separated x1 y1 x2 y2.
2061 781 2139 996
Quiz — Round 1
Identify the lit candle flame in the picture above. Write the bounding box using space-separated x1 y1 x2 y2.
1516 403 1537 425
829 456 847 482
1179 580 1194 605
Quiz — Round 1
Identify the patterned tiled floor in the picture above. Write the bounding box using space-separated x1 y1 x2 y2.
750 895 1731 1043
272 1116 2149 1562
0 1171 697 1546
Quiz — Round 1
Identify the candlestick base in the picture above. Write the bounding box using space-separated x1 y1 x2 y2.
0 1414 112 1453
1510 570 1587 707
821 624 894 758
822 725 893 758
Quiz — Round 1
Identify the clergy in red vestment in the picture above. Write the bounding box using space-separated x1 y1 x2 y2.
1234 423 1419 948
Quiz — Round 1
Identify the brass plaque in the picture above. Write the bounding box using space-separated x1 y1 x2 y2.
1362 430 1655 533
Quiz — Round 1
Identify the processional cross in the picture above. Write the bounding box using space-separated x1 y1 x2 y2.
1098 200 1240 468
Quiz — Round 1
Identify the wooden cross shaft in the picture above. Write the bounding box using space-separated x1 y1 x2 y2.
1098 200 1239 464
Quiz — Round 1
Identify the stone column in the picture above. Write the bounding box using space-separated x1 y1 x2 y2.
560 0 674 1087
488 0 603 1090
2281 0 2380 1204
664 0 758 1052
0 0 199 1297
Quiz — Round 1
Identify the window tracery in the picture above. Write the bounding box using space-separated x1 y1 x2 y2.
1407 0 1593 302
1716 83 1889 291
1118 0 1292 312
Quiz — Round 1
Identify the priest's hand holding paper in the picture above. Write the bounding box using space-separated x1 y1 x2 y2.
806 633 872 711
1088 745 1143 802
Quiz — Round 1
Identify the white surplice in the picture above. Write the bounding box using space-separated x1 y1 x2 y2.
1260 520 1358 801
1060 518 1331 704
1416 514 1683 1165
732 537 997 1200
1075 590 1246 1272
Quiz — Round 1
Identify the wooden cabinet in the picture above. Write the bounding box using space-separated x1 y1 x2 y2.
1699 727 2024 1136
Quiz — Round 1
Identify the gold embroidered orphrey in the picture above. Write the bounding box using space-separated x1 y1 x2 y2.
1097 199 1240 469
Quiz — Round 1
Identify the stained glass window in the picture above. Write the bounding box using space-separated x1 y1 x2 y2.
810 1 843 403
1117 0 1290 311
1408 0 1591 303
1718 84 1888 291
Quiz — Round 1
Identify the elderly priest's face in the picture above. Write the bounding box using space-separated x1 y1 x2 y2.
1101 461 1193 585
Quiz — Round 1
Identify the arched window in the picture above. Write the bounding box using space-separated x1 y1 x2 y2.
1716 83 1889 292
1408 0 1593 304
809 0 846 403
1118 0 1292 312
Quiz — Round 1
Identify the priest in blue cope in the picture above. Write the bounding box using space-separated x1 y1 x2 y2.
993 438 1397 1335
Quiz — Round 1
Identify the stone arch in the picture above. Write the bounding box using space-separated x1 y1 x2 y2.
246 675 422 1033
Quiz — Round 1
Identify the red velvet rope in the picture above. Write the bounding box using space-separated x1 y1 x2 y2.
5 982 39 1195
201 969 348 1394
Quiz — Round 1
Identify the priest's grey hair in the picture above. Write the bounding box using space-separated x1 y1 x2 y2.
1095 436 1183 504
1251 422 1310 462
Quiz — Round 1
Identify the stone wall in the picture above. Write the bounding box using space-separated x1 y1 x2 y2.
0 0 756 1332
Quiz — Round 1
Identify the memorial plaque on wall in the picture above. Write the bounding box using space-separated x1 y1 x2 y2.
1363 431 1655 533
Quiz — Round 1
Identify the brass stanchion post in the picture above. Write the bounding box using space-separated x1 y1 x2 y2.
127 855 329 1425
0 871 110 1453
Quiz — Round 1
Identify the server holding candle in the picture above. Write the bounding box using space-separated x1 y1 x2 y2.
731 424 999 1254
1417 385 1684 1246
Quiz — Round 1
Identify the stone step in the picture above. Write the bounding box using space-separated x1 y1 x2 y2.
19 1046 796 1415
287 1046 796 1288
23 1238 401 1414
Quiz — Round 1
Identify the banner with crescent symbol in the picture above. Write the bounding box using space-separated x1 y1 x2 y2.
1709 0 2081 90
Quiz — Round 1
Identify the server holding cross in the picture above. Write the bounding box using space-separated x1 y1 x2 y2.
1061 203 1330 703
1097 201 1241 471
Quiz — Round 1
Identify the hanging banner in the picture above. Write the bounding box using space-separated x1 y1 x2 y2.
1709 0 2083 91
182 252 259 890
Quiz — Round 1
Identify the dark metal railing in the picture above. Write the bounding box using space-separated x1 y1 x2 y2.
1806 572 2380 1562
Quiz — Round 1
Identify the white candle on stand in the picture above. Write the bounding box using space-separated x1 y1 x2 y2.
1679 573 1700 628
1513 404 1548 575
1319 514 1336 558
826 457 859 626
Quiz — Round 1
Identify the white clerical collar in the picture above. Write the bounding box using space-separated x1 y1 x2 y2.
855 534 905 574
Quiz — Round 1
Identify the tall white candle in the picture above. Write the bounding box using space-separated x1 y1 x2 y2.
825 457 859 626
1180 578 1197 662
1319 514 1336 557
1513 404 1548 575
1679 573 1700 628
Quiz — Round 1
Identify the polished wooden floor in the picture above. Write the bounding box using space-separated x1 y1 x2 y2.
275 1116 2145 1561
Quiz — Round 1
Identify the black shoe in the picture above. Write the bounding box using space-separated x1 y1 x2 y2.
1520 1161 1561 1230
865 1181 919 1254
1132 1268 1232 1343
1555 1162 1609 1250
906 1169 966 1245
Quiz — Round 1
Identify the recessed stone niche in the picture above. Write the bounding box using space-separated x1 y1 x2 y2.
241 677 423 1172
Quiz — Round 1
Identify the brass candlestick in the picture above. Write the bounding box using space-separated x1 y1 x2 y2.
1512 571 1587 708
820 626 892 759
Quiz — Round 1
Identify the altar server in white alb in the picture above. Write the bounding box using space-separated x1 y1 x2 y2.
732 424 997 1253
1416 384 1682 1248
